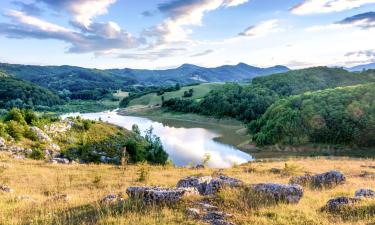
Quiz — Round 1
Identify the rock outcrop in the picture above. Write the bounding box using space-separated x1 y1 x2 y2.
51 158 70 164
252 183 304 204
126 186 199 204
30 126 51 142
325 196 360 212
290 170 345 188
176 175 243 196
355 189 375 198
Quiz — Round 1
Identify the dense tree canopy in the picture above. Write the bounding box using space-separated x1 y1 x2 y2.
249 83 375 147
163 67 375 122
0 77 61 109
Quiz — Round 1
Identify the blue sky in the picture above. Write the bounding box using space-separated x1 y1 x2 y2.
0 0 374 69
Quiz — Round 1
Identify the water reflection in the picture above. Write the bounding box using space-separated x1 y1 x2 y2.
62 111 253 168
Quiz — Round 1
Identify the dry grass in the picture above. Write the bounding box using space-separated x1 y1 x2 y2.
1 154 375 225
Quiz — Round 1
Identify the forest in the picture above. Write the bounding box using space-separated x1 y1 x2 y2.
249 83 375 147
162 67 375 122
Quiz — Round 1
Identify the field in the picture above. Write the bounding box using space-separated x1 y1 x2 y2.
128 83 224 107
1 155 375 224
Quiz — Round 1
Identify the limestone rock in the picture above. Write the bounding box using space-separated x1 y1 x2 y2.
325 196 360 212
186 208 201 219
252 183 304 204
101 194 124 204
126 186 199 204
355 189 375 198
290 171 345 188
48 194 70 202
0 137 5 149
0 185 14 193
30 126 51 142
176 175 243 196
51 158 70 164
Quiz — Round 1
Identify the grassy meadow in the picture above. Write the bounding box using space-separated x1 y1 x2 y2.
128 83 224 107
1 154 375 224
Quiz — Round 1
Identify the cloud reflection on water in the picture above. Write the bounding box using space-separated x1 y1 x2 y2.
62 111 253 168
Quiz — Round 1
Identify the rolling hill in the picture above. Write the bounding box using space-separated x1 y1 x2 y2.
348 62 375 72
0 77 61 109
0 62 289 92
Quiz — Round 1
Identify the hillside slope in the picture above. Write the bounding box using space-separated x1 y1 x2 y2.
0 77 61 109
249 83 375 146
0 62 289 91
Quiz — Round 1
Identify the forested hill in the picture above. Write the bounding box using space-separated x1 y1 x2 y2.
252 67 375 96
249 83 375 147
0 77 61 109
0 62 289 91
162 67 375 122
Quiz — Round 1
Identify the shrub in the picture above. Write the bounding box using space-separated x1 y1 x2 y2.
29 148 45 160
6 120 25 141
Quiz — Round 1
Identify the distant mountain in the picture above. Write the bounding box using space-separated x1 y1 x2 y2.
108 63 290 85
348 62 375 72
0 62 289 93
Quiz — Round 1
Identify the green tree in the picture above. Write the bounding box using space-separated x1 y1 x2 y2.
6 120 25 141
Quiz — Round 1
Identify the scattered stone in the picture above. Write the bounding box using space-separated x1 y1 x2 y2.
195 202 219 211
17 195 35 202
355 189 375 198
101 194 124 204
210 219 235 225
290 170 345 188
48 194 70 202
30 126 51 142
176 175 243 196
0 185 14 193
186 208 201 219
252 183 304 204
126 186 199 204
51 158 70 164
270 168 282 174
203 211 233 221
325 196 360 212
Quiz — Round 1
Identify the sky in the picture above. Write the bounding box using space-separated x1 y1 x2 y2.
0 0 374 69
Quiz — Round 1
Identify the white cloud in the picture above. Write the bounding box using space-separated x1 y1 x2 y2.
239 19 282 37
0 10 142 54
291 0 375 15
143 0 249 46
37 0 116 28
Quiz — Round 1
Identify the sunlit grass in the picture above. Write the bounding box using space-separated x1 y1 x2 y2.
1 155 375 224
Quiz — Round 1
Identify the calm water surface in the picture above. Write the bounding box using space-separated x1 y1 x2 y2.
62 111 253 168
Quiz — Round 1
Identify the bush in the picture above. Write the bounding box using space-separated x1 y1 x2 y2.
6 120 25 141
0 123 7 137
29 148 45 160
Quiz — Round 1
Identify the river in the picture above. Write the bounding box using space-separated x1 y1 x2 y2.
62 110 253 168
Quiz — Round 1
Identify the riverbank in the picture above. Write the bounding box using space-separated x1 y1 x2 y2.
1 154 375 224
119 106 252 151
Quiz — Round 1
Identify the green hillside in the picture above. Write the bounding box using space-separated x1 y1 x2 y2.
162 67 375 122
249 83 375 147
0 77 61 109
128 83 224 106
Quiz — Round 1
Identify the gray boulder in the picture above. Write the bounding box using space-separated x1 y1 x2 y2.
51 158 70 164
252 183 304 204
355 189 375 198
176 175 243 196
186 208 201 219
325 196 360 212
100 194 124 204
0 185 14 193
126 186 199 204
290 171 345 188
0 137 6 149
